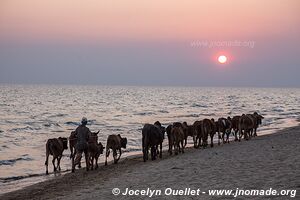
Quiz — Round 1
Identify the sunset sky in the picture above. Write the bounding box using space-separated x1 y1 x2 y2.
0 0 299 87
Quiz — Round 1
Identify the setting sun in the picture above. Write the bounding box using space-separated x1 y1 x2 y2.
218 55 227 64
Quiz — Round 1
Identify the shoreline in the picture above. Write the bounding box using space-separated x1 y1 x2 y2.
1 125 300 199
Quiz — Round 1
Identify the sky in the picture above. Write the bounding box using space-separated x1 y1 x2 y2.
0 0 299 87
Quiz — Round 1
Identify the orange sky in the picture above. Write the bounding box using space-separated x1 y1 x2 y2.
1 0 299 42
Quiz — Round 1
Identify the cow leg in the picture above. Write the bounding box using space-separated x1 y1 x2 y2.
217 130 221 145
143 146 148 162
116 149 121 163
181 140 184 153
226 130 230 143
151 146 157 160
159 143 162 158
113 149 118 164
210 133 214 148
84 150 89 171
234 129 238 141
70 147 73 159
168 141 173 155
90 156 94 170
57 155 62 171
45 149 49 175
95 155 99 169
184 136 187 147
52 157 57 172
71 151 75 173
193 135 197 148
105 148 109 166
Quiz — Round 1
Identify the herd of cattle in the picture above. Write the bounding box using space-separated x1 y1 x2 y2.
45 112 263 174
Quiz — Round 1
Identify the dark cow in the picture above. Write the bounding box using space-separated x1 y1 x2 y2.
231 116 241 141
193 120 202 148
71 131 99 172
182 122 195 147
45 137 68 175
105 134 127 165
250 112 264 136
69 131 81 168
142 121 165 162
87 131 104 170
201 119 216 148
89 142 104 170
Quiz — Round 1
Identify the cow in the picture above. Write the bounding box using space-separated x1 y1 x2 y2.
250 112 264 137
69 131 81 168
171 126 185 155
238 114 254 141
166 124 175 155
217 117 232 144
71 131 99 172
142 122 165 162
182 122 195 147
193 120 202 148
105 134 127 165
88 141 104 170
45 137 68 175
209 118 218 147
201 119 216 148
231 116 241 141
87 131 104 170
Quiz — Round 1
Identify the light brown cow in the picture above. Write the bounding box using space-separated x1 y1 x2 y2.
201 119 216 148
45 137 68 175
105 134 127 165
171 126 185 155
217 117 232 144
238 114 254 141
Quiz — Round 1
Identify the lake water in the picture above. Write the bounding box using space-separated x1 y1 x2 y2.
0 85 299 194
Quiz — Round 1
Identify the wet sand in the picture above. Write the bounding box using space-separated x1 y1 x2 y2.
1 126 300 200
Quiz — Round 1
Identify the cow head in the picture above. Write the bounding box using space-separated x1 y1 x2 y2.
90 131 99 143
59 137 68 149
98 142 104 154
154 121 166 139
118 134 127 149
253 112 264 125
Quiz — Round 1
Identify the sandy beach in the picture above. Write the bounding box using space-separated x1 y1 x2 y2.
1 126 299 200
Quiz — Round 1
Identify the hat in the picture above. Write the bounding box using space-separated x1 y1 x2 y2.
81 117 88 124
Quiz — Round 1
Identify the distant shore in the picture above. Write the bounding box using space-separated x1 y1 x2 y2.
1 125 300 200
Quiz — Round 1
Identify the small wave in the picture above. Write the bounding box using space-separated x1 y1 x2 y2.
272 107 284 112
0 155 33 166
49 113 68 118
158 110 169 113
176 114 200 118
191 103 208 108
0 170 68 183
133 112 156 116
65 121 80 126
43 122 61 127
10 126 41 132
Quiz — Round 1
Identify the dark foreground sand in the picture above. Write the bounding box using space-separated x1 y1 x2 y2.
1 126 300 200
